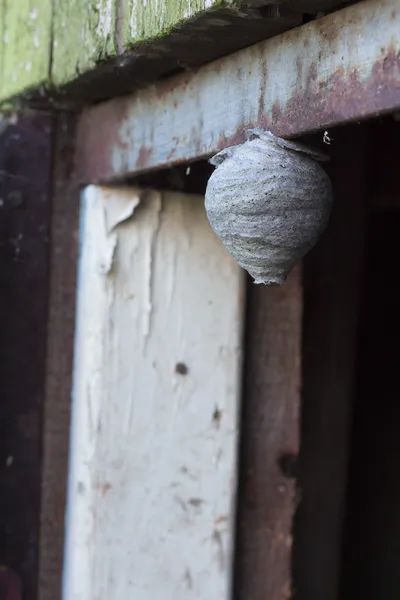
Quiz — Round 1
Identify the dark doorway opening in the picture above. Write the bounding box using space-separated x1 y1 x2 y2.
341 211 400 599
293 117 400 600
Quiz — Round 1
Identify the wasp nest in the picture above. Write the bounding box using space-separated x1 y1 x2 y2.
205 129 333 285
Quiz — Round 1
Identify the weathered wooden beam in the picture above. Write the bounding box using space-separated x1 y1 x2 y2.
52 0 299 89
74 0 400 184
38 115 79 600
0 0 52 102
235 266 303 600
63 186 245 600
0 0 357 104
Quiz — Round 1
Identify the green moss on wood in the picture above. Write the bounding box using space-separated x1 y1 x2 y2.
52 0 117 86
121 0 222 47
1 0 52 100
52 0 225 86
0 0 241 102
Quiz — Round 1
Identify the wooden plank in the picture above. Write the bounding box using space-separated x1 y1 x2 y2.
62 187 245 600
51 0 299 93
51 0 117 87
1 0 52 101
235 266 303 600
74 0 400 183
0 113 54 599
55 4 300 107
292 126 368 600
0 0 359 104
38 115 79 600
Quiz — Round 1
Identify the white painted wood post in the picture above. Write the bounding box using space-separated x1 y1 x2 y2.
62 186 245 600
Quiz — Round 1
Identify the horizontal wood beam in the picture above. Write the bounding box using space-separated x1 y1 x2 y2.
0 0 353 105
74 0 400 184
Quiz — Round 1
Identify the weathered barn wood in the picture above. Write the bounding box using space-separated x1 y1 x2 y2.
235 266 302 600
74 0 400 184
38 115 79 600
0 0 359 104
62 187 245 600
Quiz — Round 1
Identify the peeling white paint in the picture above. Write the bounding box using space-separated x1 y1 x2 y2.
142 192 162 341
101 186 141 233
93 186 141 275
63 186 244 600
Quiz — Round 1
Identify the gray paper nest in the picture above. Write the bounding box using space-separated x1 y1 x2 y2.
205 129 333 285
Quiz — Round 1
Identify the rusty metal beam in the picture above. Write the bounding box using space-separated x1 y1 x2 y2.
75 0 400 184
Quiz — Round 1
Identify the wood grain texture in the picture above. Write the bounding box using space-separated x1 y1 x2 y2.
52 0 116 87
0 113 54 599
235 266 303 600
51 2 301 104
38 116 79 600
63 187 245 600
1 0 360 104
74 0 399 182
1 0 52 101
292 126 368 600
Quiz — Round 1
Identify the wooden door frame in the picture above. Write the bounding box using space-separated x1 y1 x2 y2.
72 0 400 185
2 0 396 597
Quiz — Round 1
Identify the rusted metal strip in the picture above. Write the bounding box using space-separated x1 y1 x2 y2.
75 0 400 184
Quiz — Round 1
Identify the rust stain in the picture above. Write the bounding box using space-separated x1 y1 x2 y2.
215 515 228 524
307 62 318 84
317 19 341 45
166 146 177 162
74 97 131 183
257 58 268 124
269 46 400 138
135 145 153 170
94 482 112 496
216 128 248 153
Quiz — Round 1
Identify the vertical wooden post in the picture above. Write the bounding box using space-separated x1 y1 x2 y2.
63 187 245 600
39 116 79 600
235 266 303 600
